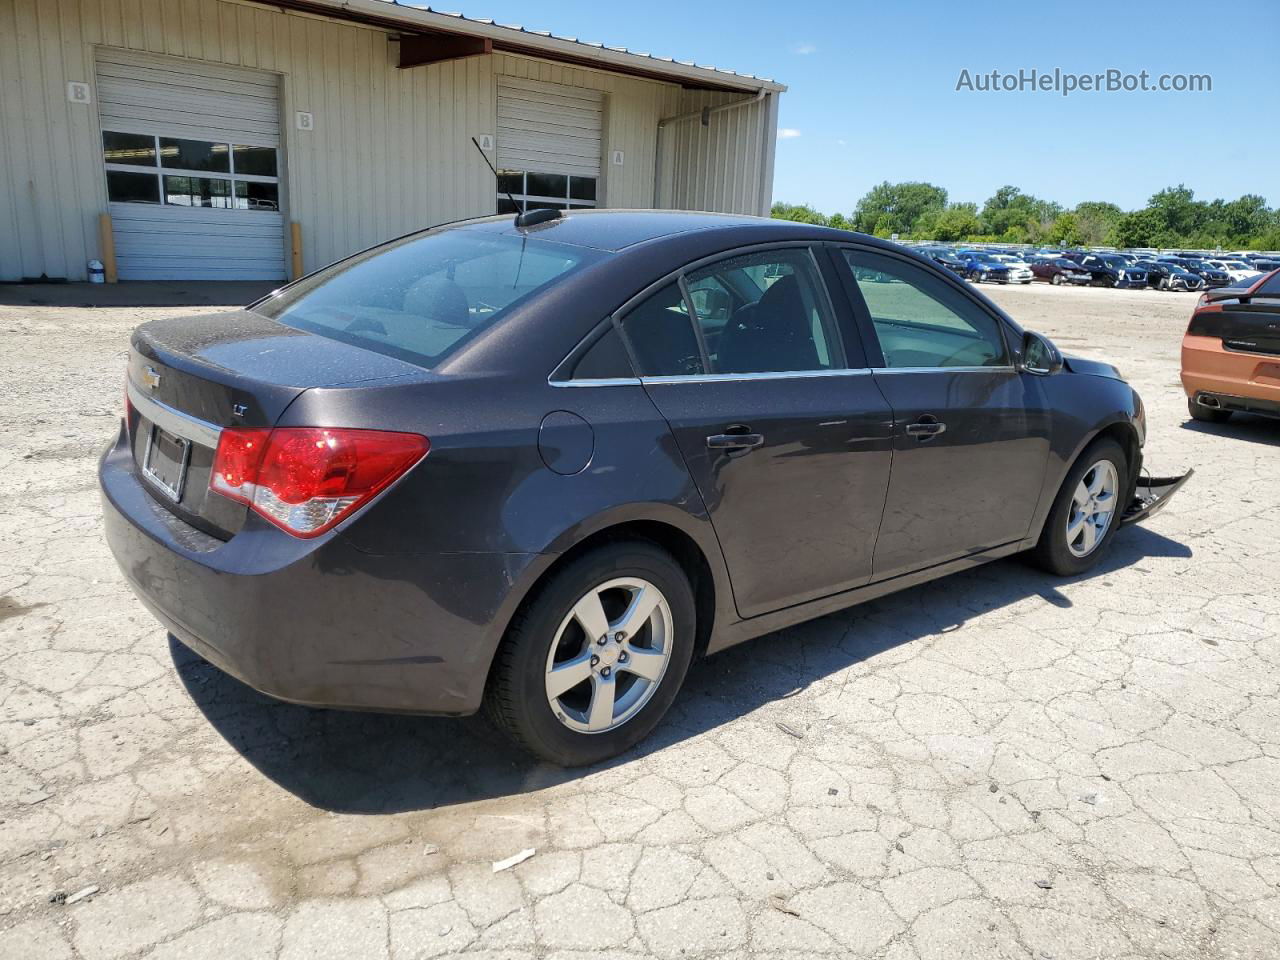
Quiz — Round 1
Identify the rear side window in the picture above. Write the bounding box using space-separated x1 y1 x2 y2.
254 230 600 368
619 283 705 377
572 325 634 380
685 249 839 374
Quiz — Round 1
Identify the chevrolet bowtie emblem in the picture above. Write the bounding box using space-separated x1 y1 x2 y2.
142 365 162 389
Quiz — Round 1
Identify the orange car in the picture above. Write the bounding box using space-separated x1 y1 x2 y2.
1182 268 1280 423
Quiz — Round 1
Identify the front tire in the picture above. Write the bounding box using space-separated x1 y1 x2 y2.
1032 438 1129 576
1187 396 1231 423
1051 273 1064 285
485 542 696 766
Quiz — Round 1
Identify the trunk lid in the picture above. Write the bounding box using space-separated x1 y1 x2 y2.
127 309 425 539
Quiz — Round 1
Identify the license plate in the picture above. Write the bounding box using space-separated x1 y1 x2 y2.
143 425 191 502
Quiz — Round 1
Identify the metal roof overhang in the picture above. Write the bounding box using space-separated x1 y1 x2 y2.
247 0 786 93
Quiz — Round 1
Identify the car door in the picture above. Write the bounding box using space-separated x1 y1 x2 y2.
616 244 895 618
835 246 1051 581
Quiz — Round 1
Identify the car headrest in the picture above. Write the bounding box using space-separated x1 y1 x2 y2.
402 278 471 327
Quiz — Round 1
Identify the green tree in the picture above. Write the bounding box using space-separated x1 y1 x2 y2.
980 186 1060 240
826 212 850 231
1114 208 1167 249
1048 211 1084 247
931 203 982 242
852 181 948 236
1146 185 1204 238
770 202 827 225
1072 201 1124 246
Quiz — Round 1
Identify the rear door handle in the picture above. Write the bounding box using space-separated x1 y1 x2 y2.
905 416 946 440
706 428 764 455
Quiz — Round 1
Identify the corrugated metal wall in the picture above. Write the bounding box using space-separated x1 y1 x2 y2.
662 89 778 217
0 0 775 282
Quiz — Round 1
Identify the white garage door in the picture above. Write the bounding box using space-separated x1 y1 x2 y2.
496 77 602 213
96 49 285 281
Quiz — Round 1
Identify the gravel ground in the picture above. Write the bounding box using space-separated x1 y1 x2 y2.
1 281 1278 959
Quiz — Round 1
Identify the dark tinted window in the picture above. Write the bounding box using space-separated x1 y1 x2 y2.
572 325 634 379
842 249 1009 368
619 284 704 377
256 230 601 368
102 131 155 166
234 181 280 211
232 144 278 177
106 170 160 204
685 249 840 374
159 138 231 173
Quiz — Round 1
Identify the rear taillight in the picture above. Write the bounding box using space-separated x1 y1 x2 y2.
210 427 429 538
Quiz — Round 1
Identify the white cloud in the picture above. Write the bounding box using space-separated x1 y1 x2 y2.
778 128 802 139
791 42 817 55
836 138 846 146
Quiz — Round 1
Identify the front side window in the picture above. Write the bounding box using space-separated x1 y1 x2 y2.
254 229 601 369
685 249 839 375
842 249 1009 369
497 169 597 213
101 131 279 211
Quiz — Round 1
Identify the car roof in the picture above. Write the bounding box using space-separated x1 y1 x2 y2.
451 209 851 253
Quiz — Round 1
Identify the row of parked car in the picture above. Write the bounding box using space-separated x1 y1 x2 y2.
910 245 1280 293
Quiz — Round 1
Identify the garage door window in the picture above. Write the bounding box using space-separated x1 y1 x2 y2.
102 131 279 211
496 170 597 213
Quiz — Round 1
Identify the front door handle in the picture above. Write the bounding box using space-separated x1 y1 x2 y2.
706 427 765 456
905 416 946 440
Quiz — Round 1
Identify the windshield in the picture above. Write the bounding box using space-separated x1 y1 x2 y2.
254 228 601 368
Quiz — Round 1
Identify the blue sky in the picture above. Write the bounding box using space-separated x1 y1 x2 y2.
451 0 1279 214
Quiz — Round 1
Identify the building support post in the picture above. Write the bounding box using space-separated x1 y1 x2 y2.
290 222 304 280
98 213 118 283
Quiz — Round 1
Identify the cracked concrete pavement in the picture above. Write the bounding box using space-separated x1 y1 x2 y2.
1 281 1278 959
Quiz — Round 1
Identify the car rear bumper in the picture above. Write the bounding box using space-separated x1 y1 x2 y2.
100 423 537 715
1181 335 1280 413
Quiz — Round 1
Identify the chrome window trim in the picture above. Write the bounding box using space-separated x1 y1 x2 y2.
873 365 1017 375
551 366 1013 386
550 376 644 388
641 368 873 385
126 379 223 448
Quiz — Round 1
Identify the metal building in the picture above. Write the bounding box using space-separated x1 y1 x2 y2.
0 0 785 282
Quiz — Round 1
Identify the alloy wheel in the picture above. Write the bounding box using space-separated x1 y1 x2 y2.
1065 459 1119 558
543 578 674 734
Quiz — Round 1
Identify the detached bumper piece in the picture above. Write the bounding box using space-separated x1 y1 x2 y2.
1120 469 1194 526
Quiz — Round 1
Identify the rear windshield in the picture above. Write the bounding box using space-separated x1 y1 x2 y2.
253 228 601 368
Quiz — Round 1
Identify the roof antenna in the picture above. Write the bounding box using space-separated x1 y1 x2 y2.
470 137 563 229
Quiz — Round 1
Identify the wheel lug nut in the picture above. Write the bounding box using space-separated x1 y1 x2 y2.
597 636 607 646
590 655 600 666
619 652 628 663
601 667 611 677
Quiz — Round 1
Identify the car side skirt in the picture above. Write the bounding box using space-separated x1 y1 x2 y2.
708 539 1026 653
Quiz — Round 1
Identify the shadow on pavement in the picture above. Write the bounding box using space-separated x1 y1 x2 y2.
1180 414 1280 448
174 524 1191 814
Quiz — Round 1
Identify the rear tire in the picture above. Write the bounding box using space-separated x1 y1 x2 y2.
1032 438 1129 576
1051 273 1063 285
485 542 695 766
1187 396 1231 423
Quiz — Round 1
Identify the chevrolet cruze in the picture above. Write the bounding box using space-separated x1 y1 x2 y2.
101 211 1188 765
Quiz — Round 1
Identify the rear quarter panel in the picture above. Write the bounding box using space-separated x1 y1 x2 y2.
282 374 733 687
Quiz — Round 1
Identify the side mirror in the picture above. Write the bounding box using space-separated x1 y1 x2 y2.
1021 330 1063 376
